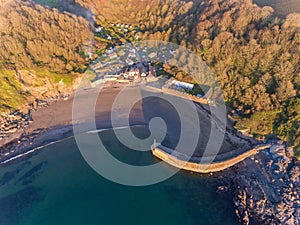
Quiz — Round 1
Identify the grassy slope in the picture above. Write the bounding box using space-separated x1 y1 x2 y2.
34 68 76 86
0 70 26 112
0 68 77 112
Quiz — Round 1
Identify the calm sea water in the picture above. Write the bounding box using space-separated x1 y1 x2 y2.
0 128 241 225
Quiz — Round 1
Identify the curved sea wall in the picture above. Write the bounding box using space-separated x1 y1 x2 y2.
151 144 271 173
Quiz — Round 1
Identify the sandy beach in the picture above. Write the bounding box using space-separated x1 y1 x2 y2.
0 81 260 164
1 81 299 225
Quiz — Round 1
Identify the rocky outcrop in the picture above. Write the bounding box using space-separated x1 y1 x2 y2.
0 95 71 141
0 110 32 140
223 143 299 225
0 68 81 141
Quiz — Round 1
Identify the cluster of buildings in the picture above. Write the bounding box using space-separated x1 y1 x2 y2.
110 23 133 29
100 62 156 84
91 43 163 84
94 24 139 44
95 23 135 36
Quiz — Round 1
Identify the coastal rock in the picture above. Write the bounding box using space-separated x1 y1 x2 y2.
223 143 300 225
0 110 32 139
0 92 72 141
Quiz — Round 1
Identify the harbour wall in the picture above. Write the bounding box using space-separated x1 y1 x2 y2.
161 87 208 104
151 144 271 173
144 85 209 105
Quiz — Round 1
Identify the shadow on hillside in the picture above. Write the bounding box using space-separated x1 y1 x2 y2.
33 0 95 24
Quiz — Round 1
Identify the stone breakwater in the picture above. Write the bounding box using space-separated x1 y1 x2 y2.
151 144 271 173
152 143 299 225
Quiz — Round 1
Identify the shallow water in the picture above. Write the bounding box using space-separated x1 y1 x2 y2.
0 128 241 225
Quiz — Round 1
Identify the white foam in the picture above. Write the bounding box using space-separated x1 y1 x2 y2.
1 124 147 165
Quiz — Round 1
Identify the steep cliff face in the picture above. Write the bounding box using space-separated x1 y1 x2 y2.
224 144 299 225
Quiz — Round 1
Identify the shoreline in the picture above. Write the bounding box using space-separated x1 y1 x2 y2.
0 81 299 225
0 125 74 165
0 81 261 166
0 82 146 163
0 118 266 169
0 124 147 165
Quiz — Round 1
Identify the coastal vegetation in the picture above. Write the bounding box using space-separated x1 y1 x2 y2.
0 0 93 71
0 0 299 157
0 70 26 112
90 0 300 156
0 0 93 109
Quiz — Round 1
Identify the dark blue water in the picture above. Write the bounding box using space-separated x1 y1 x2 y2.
0 128 241 225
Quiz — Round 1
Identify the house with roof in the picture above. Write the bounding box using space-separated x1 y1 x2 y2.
171 80 194 90
95 26 103 32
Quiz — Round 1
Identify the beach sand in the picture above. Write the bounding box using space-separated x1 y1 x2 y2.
0 81 260 163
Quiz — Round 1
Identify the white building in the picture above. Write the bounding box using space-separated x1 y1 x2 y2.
95 27 103 32
169 50 175 55
171 80 194 90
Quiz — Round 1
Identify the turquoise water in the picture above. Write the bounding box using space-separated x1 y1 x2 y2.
0 128 241 225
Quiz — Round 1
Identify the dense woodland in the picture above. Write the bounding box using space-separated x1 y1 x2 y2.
0 0 299 156
83 0 300 156
0 0 93 112
0 0 93 72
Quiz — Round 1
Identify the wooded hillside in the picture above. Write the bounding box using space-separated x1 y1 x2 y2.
0 0 93 72
0 0 299 156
